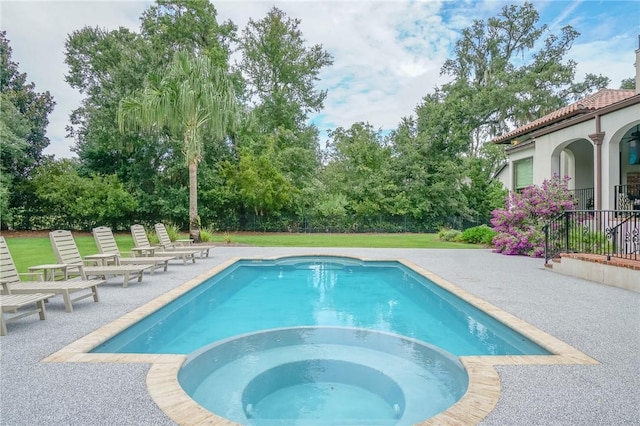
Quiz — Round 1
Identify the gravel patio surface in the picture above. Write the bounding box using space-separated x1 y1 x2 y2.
1 247 638 425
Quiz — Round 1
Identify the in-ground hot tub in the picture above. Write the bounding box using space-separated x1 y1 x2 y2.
178 327 469 425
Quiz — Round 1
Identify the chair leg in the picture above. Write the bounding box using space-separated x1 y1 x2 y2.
0 314 7 336
37 300 47 320
61 290 73 313
122 272 130 288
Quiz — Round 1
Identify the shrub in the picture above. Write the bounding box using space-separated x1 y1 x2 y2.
31 159 137 230
490 175 575 257
568 228 611 254
163 223 182 241
459 225 496 245
146 229 159 245
438 228 462 242
199 227 215 243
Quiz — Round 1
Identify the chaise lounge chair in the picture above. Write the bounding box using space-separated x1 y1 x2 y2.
49 230 150 288
0 293 54 335
0 236 103 313
92 226 177 275
154 223 213 258
130 225 197 265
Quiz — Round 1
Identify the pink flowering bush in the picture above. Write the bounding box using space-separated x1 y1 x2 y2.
490 176 575 257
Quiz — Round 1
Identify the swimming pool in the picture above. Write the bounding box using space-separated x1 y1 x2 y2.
48 253 598 426
93 256 548 356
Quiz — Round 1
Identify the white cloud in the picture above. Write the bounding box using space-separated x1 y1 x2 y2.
216 1 456 138
571 35 638 87
1 0 636 158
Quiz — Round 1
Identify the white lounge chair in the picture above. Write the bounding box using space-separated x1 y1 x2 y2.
154 223 213 258
92 226 177 274
0 236 102 313
0 293 54 335
130 225 197 265
49 230 150 288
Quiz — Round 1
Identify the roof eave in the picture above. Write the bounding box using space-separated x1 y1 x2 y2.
493 110 587 144
531 94 640 139
493 93 640 144
505 139 535 153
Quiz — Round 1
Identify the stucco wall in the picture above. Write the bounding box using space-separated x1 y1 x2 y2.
571 139 594 190
503 102 640 210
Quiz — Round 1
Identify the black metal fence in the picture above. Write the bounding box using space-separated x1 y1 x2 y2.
544 210 640 263
568 187 594 210
212 214 469 234
614 184 640 210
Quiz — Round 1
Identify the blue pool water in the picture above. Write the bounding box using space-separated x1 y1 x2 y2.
92 256 549 356
93 256 549 356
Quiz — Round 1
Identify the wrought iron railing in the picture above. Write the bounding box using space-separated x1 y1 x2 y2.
568 187 594 210
544 210 640 263
614 184 640 210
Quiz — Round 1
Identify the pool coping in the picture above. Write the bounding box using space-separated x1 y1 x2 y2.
42 254 599 426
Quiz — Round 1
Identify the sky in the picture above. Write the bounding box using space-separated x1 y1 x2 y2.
1 0 639 159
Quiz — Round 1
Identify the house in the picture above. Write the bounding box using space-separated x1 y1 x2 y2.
493 40 640 212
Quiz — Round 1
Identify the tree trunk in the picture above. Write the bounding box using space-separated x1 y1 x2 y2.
188 160 200 242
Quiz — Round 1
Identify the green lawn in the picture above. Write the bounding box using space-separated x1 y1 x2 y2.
4 232 480 273
218 232 479 249
4 234 136 274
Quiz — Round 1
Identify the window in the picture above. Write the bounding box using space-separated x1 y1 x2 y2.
514 157 533 191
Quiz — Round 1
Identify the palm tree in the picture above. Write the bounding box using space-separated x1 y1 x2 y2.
117 50 239 241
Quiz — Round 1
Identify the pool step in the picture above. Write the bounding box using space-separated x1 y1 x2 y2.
187 343 461 424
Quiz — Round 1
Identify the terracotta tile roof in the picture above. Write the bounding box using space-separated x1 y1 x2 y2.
494 89 637 143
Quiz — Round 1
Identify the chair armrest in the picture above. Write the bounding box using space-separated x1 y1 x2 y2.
131 247 156 257
19 272 44 282
84 253 119 266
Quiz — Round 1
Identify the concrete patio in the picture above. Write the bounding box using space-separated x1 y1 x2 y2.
1 247 638 425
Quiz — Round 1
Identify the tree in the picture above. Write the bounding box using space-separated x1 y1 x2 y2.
117 50 240 240
388 115 471 229
140 0 236 68
620 77 635 90
65 1 238 228
440 2 609 156
460 143 508 225
1 31 55 228
0 93 29 225
232 7 333 225
1 31 55 177
222 141 296 218
322 123 396 226
65 27 151 171
381 1 608 231
239 6 333 132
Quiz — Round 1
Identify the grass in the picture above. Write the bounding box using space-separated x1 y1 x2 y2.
212 232 480 249
3 232 481 274
5 234 136 274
